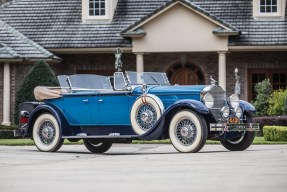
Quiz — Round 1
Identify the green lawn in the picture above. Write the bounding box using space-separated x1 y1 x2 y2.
0 137 286 146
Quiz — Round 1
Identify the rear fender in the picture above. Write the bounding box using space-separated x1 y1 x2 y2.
26 104 72 137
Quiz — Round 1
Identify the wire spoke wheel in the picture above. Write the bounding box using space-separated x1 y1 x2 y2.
136 103 157 131
38 121 56 145
169 110 207 153
33 113 63 152
175 118 197 146
130 95 164 135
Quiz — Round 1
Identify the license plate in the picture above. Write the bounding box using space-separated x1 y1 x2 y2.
228 117 240 123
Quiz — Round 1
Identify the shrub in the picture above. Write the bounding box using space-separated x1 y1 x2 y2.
14 61 59 124
267 89 287 116
284 93 287 115
263 126 287 141
252 79 273 116
253 116 287 136
0 125 18 130
0 130 14 139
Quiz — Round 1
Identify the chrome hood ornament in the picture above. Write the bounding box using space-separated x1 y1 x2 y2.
114 48 123 72
234 68 241 96
210 76 217 86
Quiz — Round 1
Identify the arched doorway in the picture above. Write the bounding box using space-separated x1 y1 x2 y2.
166 62 205 85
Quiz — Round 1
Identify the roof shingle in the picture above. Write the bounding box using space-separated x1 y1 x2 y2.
0 20 59 60
0 0 286 48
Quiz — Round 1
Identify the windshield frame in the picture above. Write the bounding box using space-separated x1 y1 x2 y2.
57 74 113 91
125 71 170 86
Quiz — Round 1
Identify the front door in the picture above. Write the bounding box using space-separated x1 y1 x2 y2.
171 68 199 85
97 93 130 125
167 62 205 85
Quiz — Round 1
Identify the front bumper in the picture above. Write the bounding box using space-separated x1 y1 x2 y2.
210 123 260 132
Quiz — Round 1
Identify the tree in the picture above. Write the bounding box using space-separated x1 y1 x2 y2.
252 79 273 116
14 61 58 123
284 92 287 115
267 89 287 116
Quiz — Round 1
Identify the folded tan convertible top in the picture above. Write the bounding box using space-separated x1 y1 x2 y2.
34 86 63 101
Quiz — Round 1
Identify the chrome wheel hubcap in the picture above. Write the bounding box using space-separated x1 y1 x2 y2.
176 119 197 146
141 110 153 123
38 121 55 145
136 104 157 131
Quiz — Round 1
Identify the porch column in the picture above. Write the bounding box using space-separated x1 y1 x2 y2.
2 63 11 126
136 53 144 72
218 52 226 91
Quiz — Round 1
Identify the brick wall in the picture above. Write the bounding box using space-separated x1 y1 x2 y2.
0 64 3 123
0 51 286 124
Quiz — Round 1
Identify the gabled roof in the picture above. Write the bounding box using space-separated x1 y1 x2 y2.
0 20 59 60
0 0 286 48
121 0 239 36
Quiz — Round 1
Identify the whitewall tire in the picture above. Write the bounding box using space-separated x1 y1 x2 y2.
169 110 207 153
130 95 164 135
33 113 63 152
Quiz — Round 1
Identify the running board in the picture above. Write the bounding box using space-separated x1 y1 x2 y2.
62 134 139 139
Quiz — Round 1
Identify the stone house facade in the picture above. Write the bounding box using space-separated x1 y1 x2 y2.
0 0 287 125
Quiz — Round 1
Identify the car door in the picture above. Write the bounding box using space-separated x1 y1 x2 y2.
96 92 130 125
62 93 100 126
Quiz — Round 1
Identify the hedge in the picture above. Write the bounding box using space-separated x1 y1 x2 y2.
0 125 18 139
254 116 287 136
263 126 287 141
0 125 18 130
0 130 14 139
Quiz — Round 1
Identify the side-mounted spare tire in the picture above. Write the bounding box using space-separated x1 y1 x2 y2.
130 94 164 135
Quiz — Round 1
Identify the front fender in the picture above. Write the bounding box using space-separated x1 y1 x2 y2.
169 99 210 114
138 99 210 140
240 100 256 115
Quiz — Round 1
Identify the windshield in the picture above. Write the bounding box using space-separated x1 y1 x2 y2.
57 74 112 90
126 71 170 85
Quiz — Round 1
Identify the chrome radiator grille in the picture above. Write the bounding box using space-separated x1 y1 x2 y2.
203 86 226 122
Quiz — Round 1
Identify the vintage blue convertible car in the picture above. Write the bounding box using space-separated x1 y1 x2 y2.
17 71 259 153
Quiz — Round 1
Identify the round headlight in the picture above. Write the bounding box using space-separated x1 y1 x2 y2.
234 107 242 118
202 93 214 108
221 106 230 118
228 94 240 108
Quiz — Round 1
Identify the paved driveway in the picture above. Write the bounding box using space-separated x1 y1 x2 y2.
0 144 286 192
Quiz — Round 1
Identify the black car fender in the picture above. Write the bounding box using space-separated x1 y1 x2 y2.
138 99 210 140
26 104 72 137
239 100 256 115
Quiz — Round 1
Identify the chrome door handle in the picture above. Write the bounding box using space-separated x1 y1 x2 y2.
83 99 89 103
98 99 103 103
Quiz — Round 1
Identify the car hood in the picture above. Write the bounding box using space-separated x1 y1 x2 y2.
132 85 206 95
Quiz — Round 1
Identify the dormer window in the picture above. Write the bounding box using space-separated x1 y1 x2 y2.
82 0 118 22
260 0 278 13
89 0 106 16
253 0 286 19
